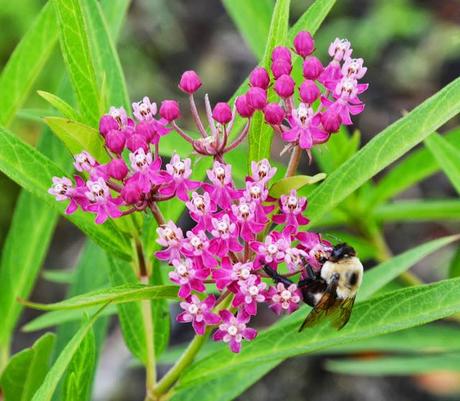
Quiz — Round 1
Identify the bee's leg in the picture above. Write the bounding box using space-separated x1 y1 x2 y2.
263 265 294 287
305 263 317 279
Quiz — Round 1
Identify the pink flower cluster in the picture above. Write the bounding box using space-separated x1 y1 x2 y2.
236 31 367 159
156 159 331 352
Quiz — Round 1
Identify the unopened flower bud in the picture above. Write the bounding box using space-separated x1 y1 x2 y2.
107 158 128 180
126 133 148 152
178 70 202 94
99 115 118 137
246 87 267 110
105 129 126 154
303 57 324 80
121 179 142 204
249 67 270 89
236 95 255 118
136 121 155 143
299 80 320 104
160 100 181 121
274 75 295 98
212 102 232 124
263 103 285 125
293 31 315 58
271 58 292 79
271 46 291 63
321 109 341 133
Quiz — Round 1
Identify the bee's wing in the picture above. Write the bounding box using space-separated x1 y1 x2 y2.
332 296 355 330
298 289 339 332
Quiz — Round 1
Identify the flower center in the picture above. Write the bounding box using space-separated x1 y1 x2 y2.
217 221 229 233
188 304 199 314
287 196 298 209
190 236 203 249
177 263 188 276
249 186 261 199
227 325 238 336
215 166 226 181
238 203 250 218
281 290 292 301
249 285 259 296
173 161 185 175
267 244 278 255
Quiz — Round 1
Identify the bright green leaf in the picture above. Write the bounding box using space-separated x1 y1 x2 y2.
0 333 55 401
38 91 81 121
269 173 326 198
373 200 460 222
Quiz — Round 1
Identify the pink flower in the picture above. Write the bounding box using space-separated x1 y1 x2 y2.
243 181 273 223
342 58 367 80
246 87 267 110
235 94 255 118
231 201 264 241
85 178 122 224
185 192 215 231
271 46 291 63
213 310 257 353
282 103 329 150
251 232 289 268
271 58 292 79
263 103 285 125
129 148 162 193
299 80 320 105
272 189 309 231
203 161 240 209
303 56 324 80
181 230 217 269
169 259 208 298
212 258 253 291
156 221 184 262
297 232 332 271
177 295 221 335
273 74 295 98
105 129 126 154
154 154 200 201
232 275 266 316
48 176 87 214
328 38 353 61
109 106 133 129
266 282 301 315
132 96 157 121
179 70 202 94
99 114 119 137
250 159 277 184
209 214 243 256
107 159 128 180
284 247 308 273
74 151 97 172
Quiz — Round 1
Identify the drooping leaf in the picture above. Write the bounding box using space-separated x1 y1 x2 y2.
0 125 132 260
38 91 81 121
222 0 273 59
53 0 101 126
62 327 96 401
425 133 460 195
30 307 107 401
178 278 460 387
358 235 459 301
247 0 290 165
0 333 55 401
22 284 178 311
326 353 460 376
44 117 108 162
307 77 460 224
269 173 326 198
0 2 58 127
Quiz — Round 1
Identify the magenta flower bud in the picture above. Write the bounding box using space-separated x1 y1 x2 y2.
246 87 267 110
249 67 270 89
263 103 285 125
105 129 126 154
303 56 324 80
274 75 295 98
126 133 148 152
321 109 341 133
107 158 128 180
178 70 202 94
271 58 292 79
160 100 181 121
271 46 291 62
236 95 255 118
212 102 232 124
293 31 315 58
299 80 320 104
121 179 142 205
136 121 155 143
99 115 118 137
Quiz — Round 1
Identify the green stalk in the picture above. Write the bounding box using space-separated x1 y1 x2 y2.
0 343 9 375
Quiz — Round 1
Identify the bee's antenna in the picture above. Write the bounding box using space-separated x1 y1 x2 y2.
322 232 342 244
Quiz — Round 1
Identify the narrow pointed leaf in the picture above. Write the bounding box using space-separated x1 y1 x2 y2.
373 200 460 222
269 173 326 197
38 91 81 121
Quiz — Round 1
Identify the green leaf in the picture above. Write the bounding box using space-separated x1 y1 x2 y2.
368 127 460 206
425 133 460 194
42 269 76 285
151 260 170 357
44 117 108 162
178 278 460 387
100 0 131 41
358 235 459 301
0 125 132 260
269 173 326 198
62 327 96 401
53 0 101 126
81 0 130 111
0 2 58 127
23 306 117 333
373 200 460 222
30 306 107 401
307 77 460 225
222 0 273 59
0 333 55 401
326 353 460 376
22 284 178 311
38 91 81 121
448 246 460 279
247 0 290 164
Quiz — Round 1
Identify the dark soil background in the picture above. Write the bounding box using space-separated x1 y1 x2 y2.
1 0 460 400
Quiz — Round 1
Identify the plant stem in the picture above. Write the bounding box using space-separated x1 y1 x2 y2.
150 202 166 226
285 145 302 177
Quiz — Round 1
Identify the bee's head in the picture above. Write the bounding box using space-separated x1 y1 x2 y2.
330 243 356 262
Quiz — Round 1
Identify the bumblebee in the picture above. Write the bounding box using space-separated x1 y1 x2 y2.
264 243 363 331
